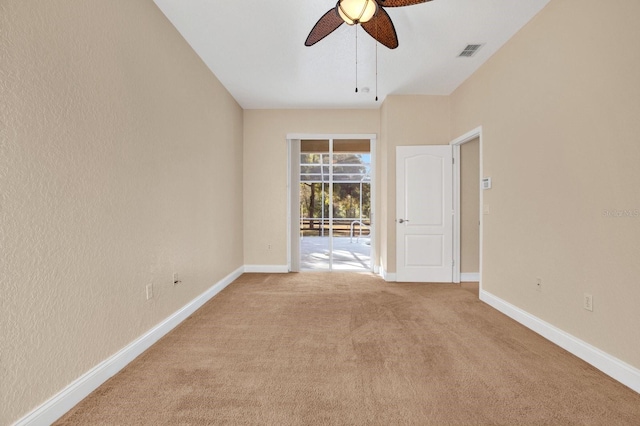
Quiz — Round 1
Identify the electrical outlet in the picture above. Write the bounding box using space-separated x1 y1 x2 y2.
267 244 272 250
584 293 593 312
536 278 542 292
146 283 153 300
173 273 181 286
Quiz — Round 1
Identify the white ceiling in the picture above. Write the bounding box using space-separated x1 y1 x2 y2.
153 0 550 109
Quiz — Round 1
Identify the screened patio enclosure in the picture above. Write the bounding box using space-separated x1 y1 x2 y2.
299 139 371 271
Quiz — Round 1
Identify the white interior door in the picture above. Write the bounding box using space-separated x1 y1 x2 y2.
396 145 453 282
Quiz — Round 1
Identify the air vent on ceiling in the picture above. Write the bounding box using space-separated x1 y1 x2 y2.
458 44 484 57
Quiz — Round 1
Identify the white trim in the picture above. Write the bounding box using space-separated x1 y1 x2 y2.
14 266 244 426
450 126 483 292
460 272 480 282
286 139 300 272
286 133 377 141
379 267 396 282
480 289 640 394
243 265 289 273
450 127 483 146
369 137 377 275
452 143 461 284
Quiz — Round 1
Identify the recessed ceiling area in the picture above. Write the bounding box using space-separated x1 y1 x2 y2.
153 0 550 109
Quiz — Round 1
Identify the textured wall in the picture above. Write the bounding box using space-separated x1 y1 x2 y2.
379 95 451 274
242 100 451 276
451 0 640 369
242 109 379 268
0 1 243 423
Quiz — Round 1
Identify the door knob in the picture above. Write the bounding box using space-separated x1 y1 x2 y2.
398 218 409 223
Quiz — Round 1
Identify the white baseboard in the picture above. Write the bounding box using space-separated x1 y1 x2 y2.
379 267 396 282
244 265 288 273
14 266 244 426
480 289 640 394
460 272 480 282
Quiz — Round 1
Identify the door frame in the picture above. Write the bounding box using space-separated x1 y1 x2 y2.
286 133 377 273
450 126 483 290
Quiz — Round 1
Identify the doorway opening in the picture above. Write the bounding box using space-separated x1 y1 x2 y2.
287 135 376 272
451 127 483 291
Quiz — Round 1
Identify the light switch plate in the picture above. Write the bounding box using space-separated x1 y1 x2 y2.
482 177 492 190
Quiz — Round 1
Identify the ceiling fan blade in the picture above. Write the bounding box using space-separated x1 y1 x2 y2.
376 0 430 7
362 7 399 49
305 8 344 46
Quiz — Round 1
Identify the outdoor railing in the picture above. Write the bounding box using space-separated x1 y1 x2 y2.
350 220 371 243
300 218 370 238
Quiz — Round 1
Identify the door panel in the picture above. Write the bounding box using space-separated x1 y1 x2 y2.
396 145 453 282
406 155 445 226
405 235 443 267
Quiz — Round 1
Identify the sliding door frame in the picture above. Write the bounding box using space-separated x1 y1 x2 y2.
287 133 377 272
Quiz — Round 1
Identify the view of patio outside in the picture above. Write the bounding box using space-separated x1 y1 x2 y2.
299 149 371 271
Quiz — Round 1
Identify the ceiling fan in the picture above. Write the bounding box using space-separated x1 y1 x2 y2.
305 0 431 49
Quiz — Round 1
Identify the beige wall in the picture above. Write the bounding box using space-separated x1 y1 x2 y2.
242 109 380 267
0 1 244 423
451 0 640 369
5 0 640 422
242 100 450 275
460 138 480 274
379 95 451 274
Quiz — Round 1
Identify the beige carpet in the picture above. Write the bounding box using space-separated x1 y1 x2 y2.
57 273 640 425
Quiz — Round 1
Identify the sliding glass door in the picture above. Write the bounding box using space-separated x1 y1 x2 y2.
299 139 371 271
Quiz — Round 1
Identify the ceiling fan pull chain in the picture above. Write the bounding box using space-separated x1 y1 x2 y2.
375 15 378 101
355 25 358 93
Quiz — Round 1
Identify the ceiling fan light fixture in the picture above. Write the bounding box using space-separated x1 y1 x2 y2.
337 0 377 25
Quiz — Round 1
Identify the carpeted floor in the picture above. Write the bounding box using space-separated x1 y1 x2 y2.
56 273 640 425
